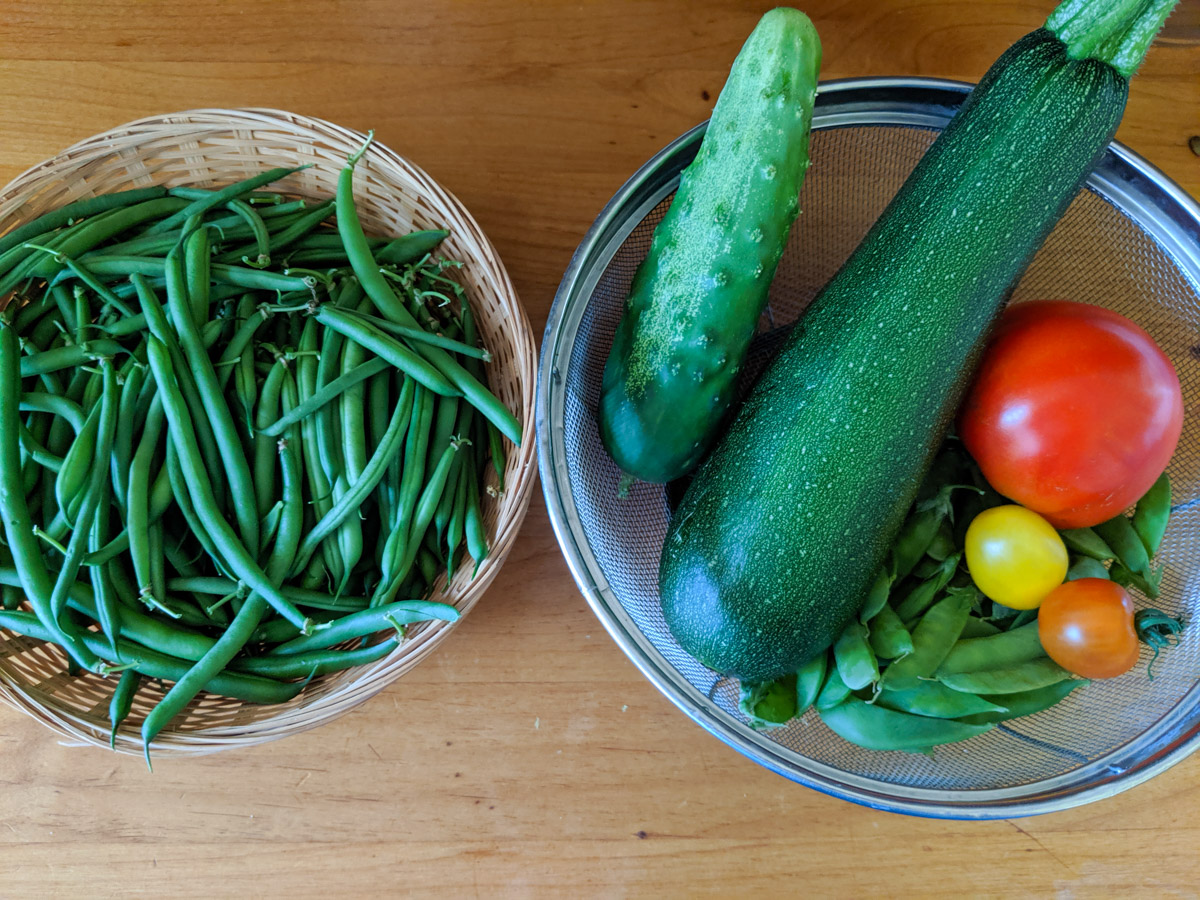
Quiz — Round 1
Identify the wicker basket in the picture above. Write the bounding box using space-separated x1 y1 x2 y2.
0 109 538 756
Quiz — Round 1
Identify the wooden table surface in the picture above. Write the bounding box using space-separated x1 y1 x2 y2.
2 1 1199 896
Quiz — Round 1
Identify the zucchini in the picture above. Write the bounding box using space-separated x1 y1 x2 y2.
598 8 820 484
659 0 1178 682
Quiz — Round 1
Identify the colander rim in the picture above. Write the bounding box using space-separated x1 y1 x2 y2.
536 76 1200 819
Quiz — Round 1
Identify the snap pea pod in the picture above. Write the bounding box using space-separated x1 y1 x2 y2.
820 697 993 752
935 621 1046 677
959 617 1002 638
795 651 828 715
834 620 878 691
738 674 798 730
1066 556 1110 581
1133 472 1171 557
229 639 398 679
1110 562 1161 600
938 658 1073 695
883 588 975 691
1093 514 1153 582
814 663 851 711
894 552 961 623
270 599 459 656
925 520 956 563
875 682 1008 719
1059 527 1116 561
890 485 955 581
955 679 1087 726
858 567 894 624
866 603 913 660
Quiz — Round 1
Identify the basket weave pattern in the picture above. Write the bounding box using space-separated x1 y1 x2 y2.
0 109 537 756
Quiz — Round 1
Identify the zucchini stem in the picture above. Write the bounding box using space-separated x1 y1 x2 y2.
1047 0 1180 78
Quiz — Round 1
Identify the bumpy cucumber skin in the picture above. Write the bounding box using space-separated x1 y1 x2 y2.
660 30 1128 682
599 8 820 484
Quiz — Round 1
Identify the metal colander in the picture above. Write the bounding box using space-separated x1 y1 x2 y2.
537 78 1200 818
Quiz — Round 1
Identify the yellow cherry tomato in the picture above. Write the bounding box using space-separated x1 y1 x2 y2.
964 505 1068 610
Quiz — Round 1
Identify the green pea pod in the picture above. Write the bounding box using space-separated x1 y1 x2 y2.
834 619 879 691
958 617 1001 638
1067 556 1110 581
925 520 956 563
1110 561 1162 600
889 490 951 582
738 674 799 730
858 566 893 623
1059 527 1116 561
795 651 828 715
935 621 1045 677
955 679 1087 726
1132 472 1170 557
938 657 1073 695
819 697 993 752
1093 514 1152 582
867 603 913 660
894 552 961 623
815 665 851 711
875 681 1007 719
883 587 975 691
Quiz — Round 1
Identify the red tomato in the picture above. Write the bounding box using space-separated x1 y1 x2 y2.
1037 579 1139 679
960 300 1183 529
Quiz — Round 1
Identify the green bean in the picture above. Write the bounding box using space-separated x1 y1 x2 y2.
1059 527 1116 561
247 609 341 645
215 301 271 393
820 697 993 752
894 552 961 623
224 199 271 268
48 359 118 619
165 576 368 612
445 466 468 579
108 669 141 749
834 619 878 691
876 681 1007 719
1094 514 1153 582
486 423 506 493
433 409 471 543
0 187 169 257
464 461 489 577
146 166 307 235
270 598 459 656
18 392 85 431
1133 472 1171 557
1065 558 1113 588
795 651 828 715
55 255 313 293
339 304 372 483
289 378 414 577
128 397 166 605
258 357 390 438
231 638 398 679
0 318 101 671
336 307 491 361
0 609 298 704
883 588 974 691
858 567 893 623
89 460 119 653
935 621 1045 677
867 603 913 660
374 229 450 266
253 357 287 519
146 336 310 632
955 679 1087 726
938 658 1073 695
183 219 212 327
18 339 126 378
310 305 457 397
246 199 335 256
815 663 851 711
738 674 798 730
18 422 63 471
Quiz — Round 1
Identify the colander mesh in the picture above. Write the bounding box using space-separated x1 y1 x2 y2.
561 124 1200 791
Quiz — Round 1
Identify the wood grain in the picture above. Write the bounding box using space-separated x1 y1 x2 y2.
1 1 1198 895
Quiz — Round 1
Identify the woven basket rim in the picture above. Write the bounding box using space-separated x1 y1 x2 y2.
0 107 539 756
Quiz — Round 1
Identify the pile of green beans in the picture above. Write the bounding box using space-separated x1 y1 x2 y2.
738 442 1181 752
0 137 519 763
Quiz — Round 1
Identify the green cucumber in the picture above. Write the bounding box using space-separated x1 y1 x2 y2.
660 0 1175 682
598 8 820 484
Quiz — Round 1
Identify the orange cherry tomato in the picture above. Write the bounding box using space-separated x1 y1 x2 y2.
1037 579 1139 679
